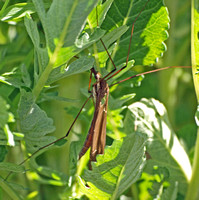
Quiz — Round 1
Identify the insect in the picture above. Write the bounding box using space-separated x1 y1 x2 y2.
78 68 109 163
4 0 190 180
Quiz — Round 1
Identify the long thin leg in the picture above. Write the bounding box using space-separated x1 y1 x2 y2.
88 68 94 93
109 66 191 88
5 94 92 181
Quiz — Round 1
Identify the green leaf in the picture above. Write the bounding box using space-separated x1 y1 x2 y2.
47 56 94 84
0 59 32 89
20 51 33 88
145 167 178 200
0 2 50 22
28 157 68 185
91 25 130 69
101 0 169 67
17 90 71 181
24 15 40 48
161 182 178 200
108 93 135 110
24 0 106 100
33 0 98 50
18 90 55 153
0 162 25 173
0 145 8 162
3 124 15 146
80 133 146 199
124 98 192 196
24 15 49 72
52 28 105 68
87 0 114 28
38 92 79 103
78 177 111 200
68 141 79 176
0 96 9 128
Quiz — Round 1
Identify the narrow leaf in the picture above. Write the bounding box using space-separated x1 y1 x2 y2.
47 56 94 84
0 96 8 128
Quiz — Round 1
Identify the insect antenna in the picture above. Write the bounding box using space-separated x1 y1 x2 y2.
109 66 191 87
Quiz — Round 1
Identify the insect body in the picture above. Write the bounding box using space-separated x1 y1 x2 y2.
79 68 109 164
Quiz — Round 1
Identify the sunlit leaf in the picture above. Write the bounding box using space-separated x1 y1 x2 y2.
79 133 146 199
124 98 192 197
101 0 169 67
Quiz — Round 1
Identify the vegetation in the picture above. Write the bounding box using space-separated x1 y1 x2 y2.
0 0 197 199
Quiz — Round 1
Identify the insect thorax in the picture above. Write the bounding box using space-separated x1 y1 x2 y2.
93 77 109 103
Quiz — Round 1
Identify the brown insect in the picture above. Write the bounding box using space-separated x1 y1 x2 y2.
79 68 109 167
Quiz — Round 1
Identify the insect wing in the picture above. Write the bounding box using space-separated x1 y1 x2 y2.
90 87 109 161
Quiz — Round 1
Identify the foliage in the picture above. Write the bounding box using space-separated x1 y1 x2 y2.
0 0 196 200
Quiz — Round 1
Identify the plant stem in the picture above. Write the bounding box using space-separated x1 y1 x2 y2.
191 0 199 100
32 0 79 100
32 62 53 100
185 129 199 200
0 0 10 15
185 0 199 199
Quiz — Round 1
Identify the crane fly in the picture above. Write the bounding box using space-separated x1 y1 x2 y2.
5 0 190 179
79 67 109 167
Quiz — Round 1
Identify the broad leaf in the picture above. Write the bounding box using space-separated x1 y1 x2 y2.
17 90 70 182
24 15 49 72
41 0 98 49
100 0 169 67
79 133 147 199
18 90 55 153
124 98 192 197
28 152 68 185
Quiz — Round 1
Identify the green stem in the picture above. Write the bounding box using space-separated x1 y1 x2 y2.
0 0 10 15
185 0 199 199
32 62 53 99
191 0 199 100
185 129 199 200
32 0 79 100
